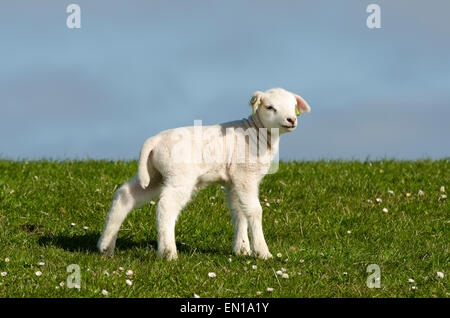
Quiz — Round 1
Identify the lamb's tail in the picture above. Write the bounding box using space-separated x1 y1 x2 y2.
137 136 159 189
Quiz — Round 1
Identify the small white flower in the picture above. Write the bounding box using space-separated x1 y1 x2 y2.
35 271 42 276
406 192 411 198
382 208 388 213
70 223 76 227
59 282 65 287
9 190 14 194
408 278 414 283
38 262 45 266
104 270 110 276
150 201 156 205
440 194 447 199
276 253 282 258
436 271 444 278
367 199 373 203
411 286 417 290
4 258 10 263
281 268 286 272
343 272 348 275
276 270 283 276
228 258 232 262
265 202 270 207
119 267 124 271
101 289 109 296
252 265 257 270
347 230 351 234
376 198 382 203
299 259 305 263
418 190 424 196
388 190 394 194
266 287 274 292
440 186 445 193
55 286 59 289
281 273 289 279
126 279 133 286
208 272 216 278
256 291 262 295
83 226 89 230
1 272 7 277
194 293 200 298
126 270 134 276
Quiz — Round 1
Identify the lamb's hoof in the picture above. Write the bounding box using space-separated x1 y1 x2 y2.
234 246 252 257
254 250 273 260
97 241 115 257
159 249 178 261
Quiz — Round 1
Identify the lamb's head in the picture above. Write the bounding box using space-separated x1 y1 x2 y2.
249 88 311 133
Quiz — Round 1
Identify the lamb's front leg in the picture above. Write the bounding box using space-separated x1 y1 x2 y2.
226 189 251 256
229 183 272 259
247 203 272 259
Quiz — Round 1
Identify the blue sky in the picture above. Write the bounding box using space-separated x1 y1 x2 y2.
1 0 449 160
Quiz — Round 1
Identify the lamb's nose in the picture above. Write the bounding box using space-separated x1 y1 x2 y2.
286 117 296 125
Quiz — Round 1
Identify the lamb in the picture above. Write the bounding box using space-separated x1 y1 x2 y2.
97 88 311 260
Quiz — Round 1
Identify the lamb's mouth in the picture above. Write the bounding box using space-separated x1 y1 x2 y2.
282 125 296 129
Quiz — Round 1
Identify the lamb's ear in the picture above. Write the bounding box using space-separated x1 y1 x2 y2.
249 91 264 115
294 94 311 115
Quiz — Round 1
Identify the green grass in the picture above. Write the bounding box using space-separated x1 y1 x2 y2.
0 159 448 298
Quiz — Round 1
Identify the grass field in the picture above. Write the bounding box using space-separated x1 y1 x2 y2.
0 160 448 298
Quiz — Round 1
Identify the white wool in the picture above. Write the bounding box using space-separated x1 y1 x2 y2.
97 88 310 260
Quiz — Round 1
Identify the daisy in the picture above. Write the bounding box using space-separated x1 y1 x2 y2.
35 271 42 276
276 253 282 258
408 278 414 283
38 262 45 266
382 208 388 213
376 198 382 203
266 287 274 292
126 279 133 286
208 272 216 278
276 270 283 276
436 271 444 278
440 186 445 193
418 190 424 196
126 270 134 276
101 289 109 296
194 293 200 298
4 258 10 263
1 272 7 277
281 273 289 279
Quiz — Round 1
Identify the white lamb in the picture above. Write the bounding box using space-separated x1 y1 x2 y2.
97 88 311 260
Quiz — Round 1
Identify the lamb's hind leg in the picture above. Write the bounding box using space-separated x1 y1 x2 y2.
97 176 161 256
156 180 195 260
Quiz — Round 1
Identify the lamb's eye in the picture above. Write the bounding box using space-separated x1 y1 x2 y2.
266 105 276 112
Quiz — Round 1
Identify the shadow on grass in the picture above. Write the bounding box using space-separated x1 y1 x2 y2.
37 232 226 257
